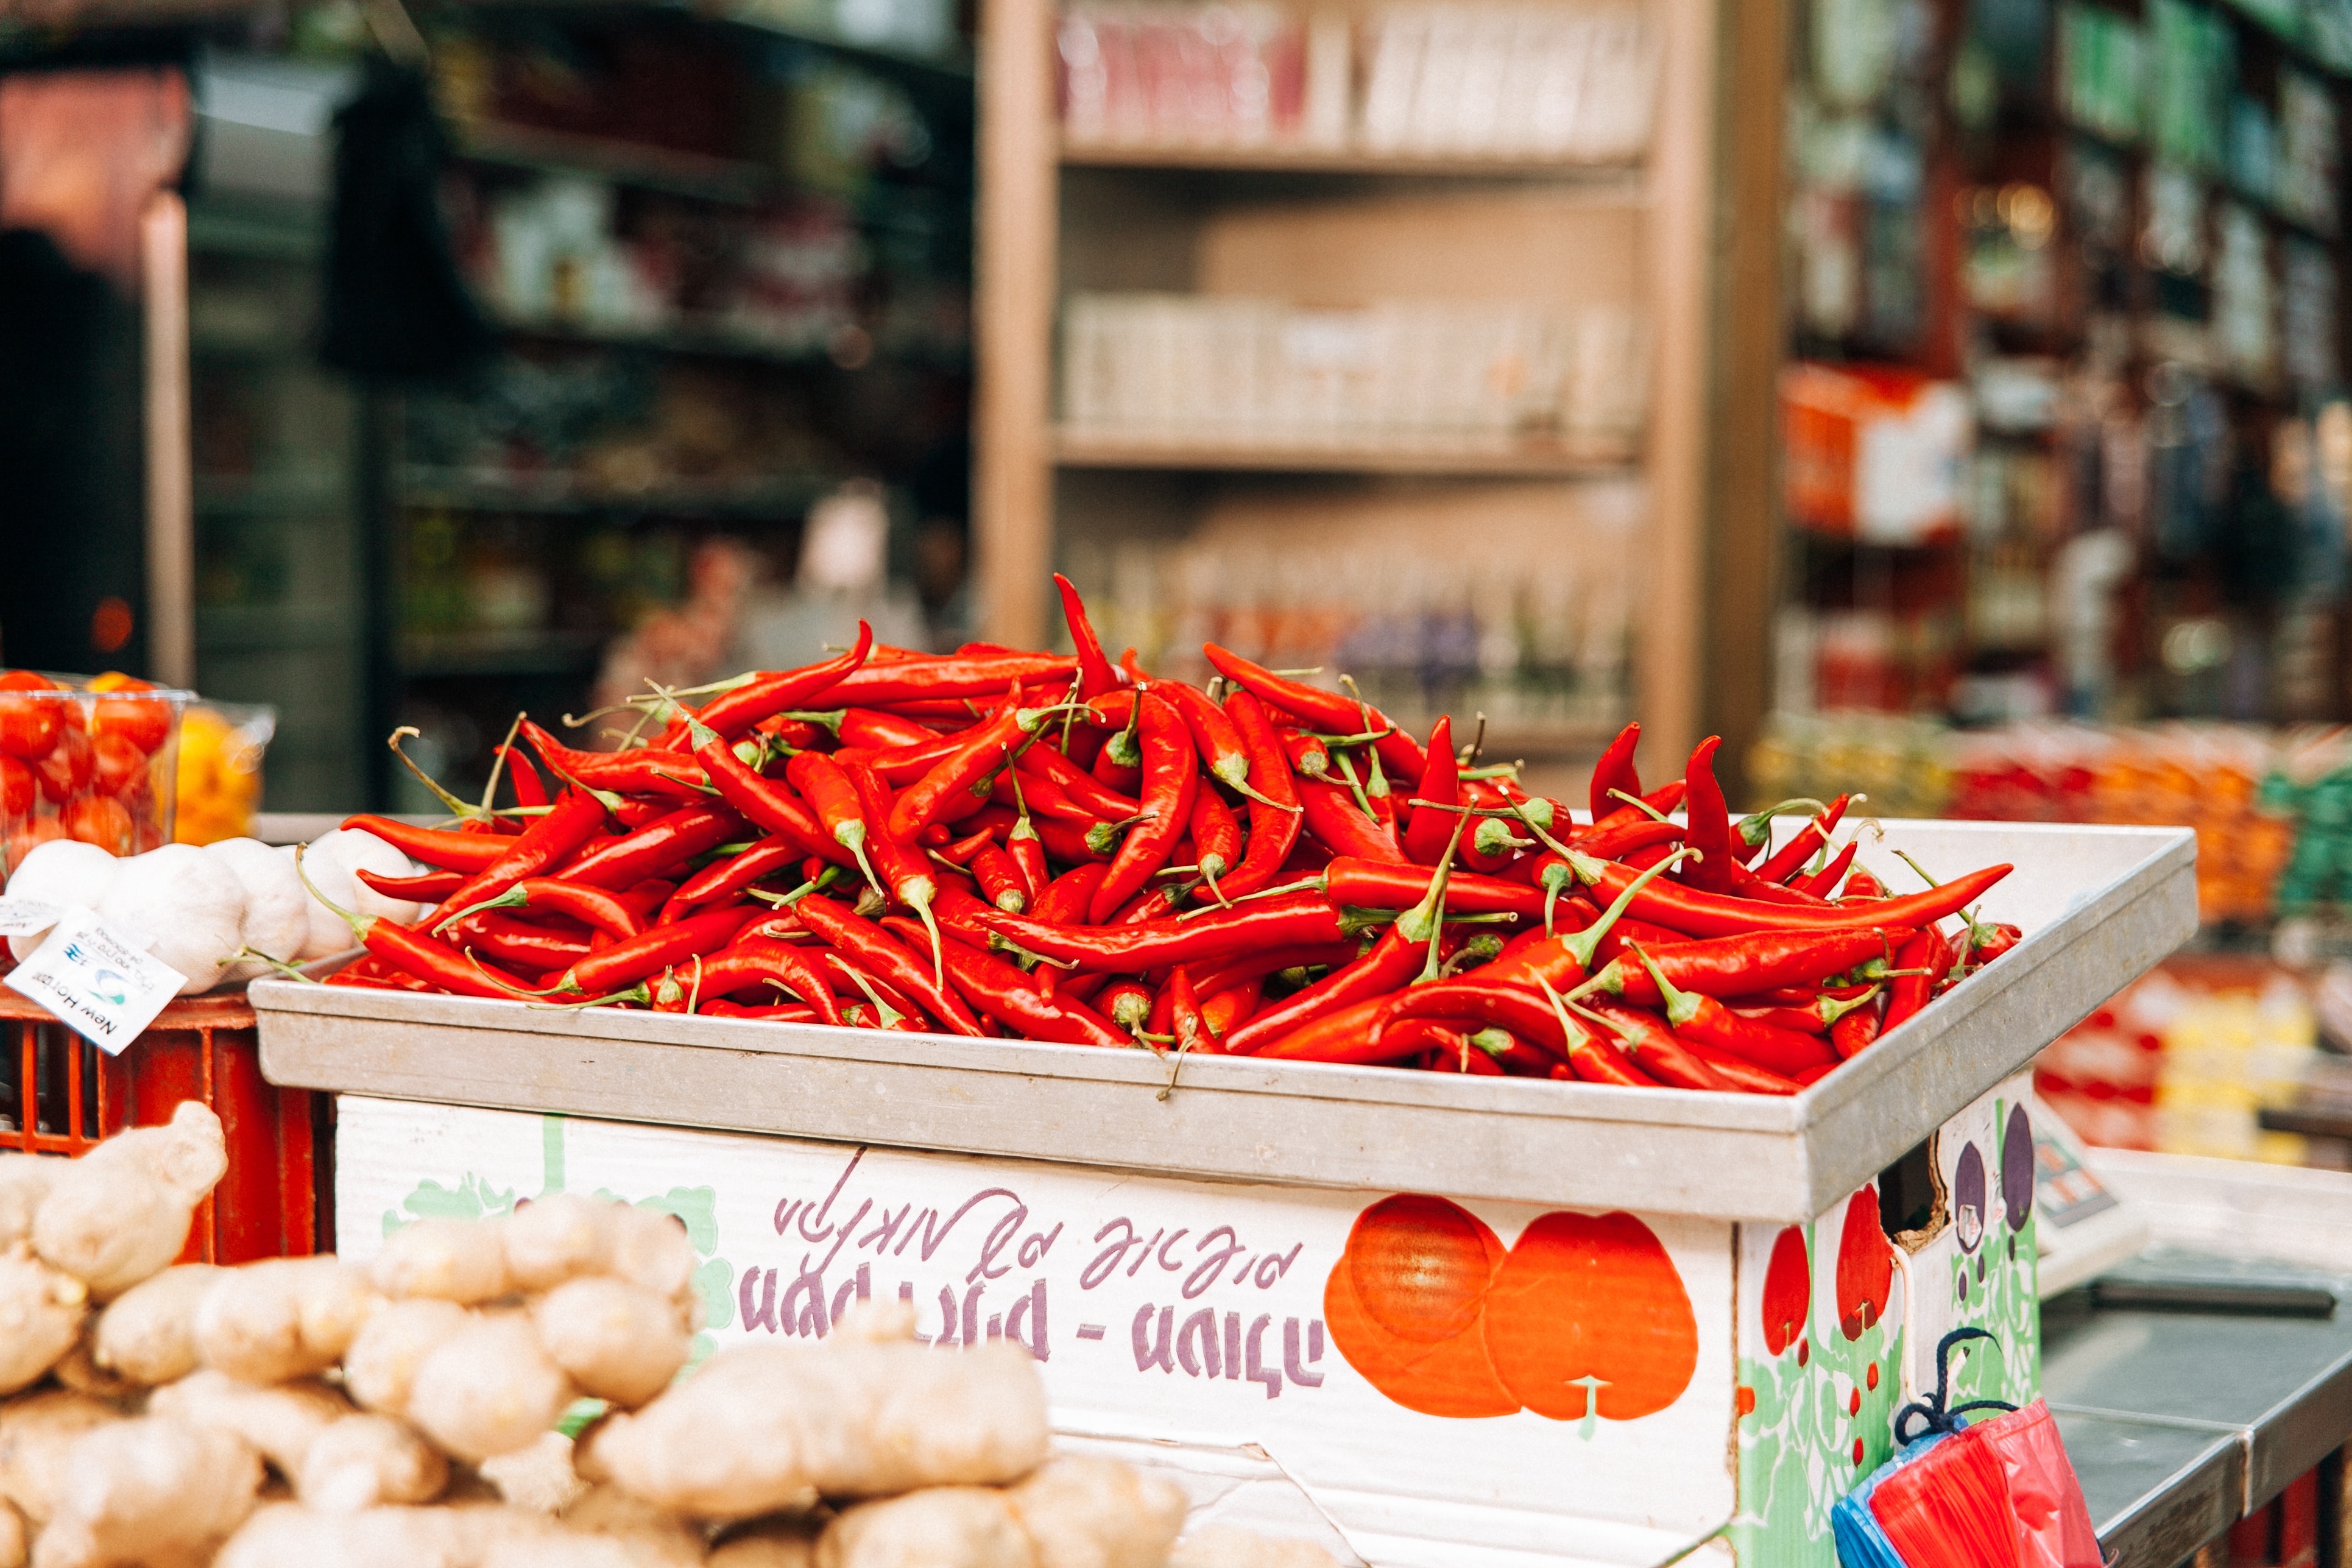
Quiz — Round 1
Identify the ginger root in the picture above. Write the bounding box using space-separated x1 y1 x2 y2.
194 1257 381 1383
342 1298 470 1418
478 1432 588 1517
404 1313 575 1464
501 1196 619 1294
531 1277 690 1408
146 1372 351 1478
1005 1458 1186 1568
815 1488 1032 1568
298 1415 449 1513
31 1103 226 1301
0 1394 119 1531
0 1254 86 1398
211 1502 483 1568
0 1160 51 1252
91 1266 221 1387
708 1518 819 1567
370 1220 515 1306
585 1339 1048 1519
0 1500 22 1568
35 1416 262 1568
1165 1528 1346 1568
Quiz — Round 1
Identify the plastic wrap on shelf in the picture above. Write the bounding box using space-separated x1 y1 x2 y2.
1061 293 1648 456
174 704 275 847
1058 0 1659 161
0 675 187 880
2038 959 2317 1165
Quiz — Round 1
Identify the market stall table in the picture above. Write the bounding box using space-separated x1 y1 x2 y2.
2049 1151 2352 1567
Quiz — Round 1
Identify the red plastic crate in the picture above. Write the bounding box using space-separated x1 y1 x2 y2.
0 987 326 1262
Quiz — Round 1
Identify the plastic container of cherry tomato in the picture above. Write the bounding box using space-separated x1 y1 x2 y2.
0 671 191 880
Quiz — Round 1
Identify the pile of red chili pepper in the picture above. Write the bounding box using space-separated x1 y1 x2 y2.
315 576 2022 1094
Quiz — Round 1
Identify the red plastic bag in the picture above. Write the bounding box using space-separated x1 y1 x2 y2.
1976 1400 2103 1568
1867 1419 2026 1568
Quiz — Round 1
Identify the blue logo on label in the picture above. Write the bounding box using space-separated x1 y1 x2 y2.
88 969 129 1006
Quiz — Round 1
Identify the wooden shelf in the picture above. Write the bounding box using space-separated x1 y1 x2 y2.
1059 139 1647 186
1052 429 1639 478
398 469 830 517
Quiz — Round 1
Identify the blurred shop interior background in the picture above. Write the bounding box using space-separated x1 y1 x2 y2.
14 0 2352 1163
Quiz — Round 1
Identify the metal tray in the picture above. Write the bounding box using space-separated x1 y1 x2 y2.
252 819 2194 1221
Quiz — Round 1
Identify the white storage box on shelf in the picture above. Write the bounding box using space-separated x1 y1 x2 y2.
252 819 2195 1567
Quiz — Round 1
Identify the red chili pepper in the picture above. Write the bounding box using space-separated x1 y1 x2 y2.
1003 805 1049 901
1588 722 1641 822
1202 645 1425 782
554 905 762 995
856 727 981 786
1881 926 1955 1034
1621 942 1837 1079
881 918 1125 1045
1187 788 1243 902
496 746 550 810
294 848 537 1000
1369 980 1575 1056
1971 922 2022 964
1278 728 1331 780
652 621 872 747
888 697 1063 841
1400 716 1460 866
669 835 802 913
1095 980 1154 1033
1154 680 1268 806
772 749 875 889
839 708 942 749
843 760 952 986
1831 994 1884 1059
339 815 512 872
793 892 984 1036
1671 1035 1804 1095
1165 966 1224 1056
1251 996 1399 1064
1222 921 1422 1054
1089 693 1197 923
1578 927 1910 1005
1843 869 1889 900
665 938 848 1025
825 653 1079 707
447 913 594 973
1564 851 2010 939
1218 692 1302 900
439 877 645 941
559 802 746 891
1753 794 1851 884
518 719 707 799
1580 1000 1737 1092
1791 840 1859 899
1678 736 1740 893
1318 856 1546 920
424 789 612 925
803 953 932 1031
356 867 464 901
959 840 1025 913
1054 573 1124 700
1015 741 1140 822
980 890 1366 975
1296 777 1406 864
701 1002 820 1023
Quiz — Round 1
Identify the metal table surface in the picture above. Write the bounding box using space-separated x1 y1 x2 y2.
2047 1249 2352 1567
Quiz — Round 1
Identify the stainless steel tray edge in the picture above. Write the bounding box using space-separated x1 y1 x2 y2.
254 821 2197 1221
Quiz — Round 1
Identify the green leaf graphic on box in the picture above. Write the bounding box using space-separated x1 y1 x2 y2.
384 1173 520 1235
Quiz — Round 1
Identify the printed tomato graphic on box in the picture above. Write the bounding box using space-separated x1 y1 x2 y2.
1325 1194 1700 1425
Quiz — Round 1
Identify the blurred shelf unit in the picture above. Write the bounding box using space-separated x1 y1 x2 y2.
977 0 1720 762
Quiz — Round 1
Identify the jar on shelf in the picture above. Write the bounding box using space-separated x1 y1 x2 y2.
1 673 190 880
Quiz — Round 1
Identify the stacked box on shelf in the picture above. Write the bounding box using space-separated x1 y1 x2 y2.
255 819 2194 1566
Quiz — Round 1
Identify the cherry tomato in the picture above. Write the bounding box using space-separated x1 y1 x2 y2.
0 757 30 819
0 670 60 760
63 795 133 854
90 731 147 797
91 694 171 755
34 726 91 805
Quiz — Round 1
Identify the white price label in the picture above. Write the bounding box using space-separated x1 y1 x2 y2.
0 897 62 936
3 907 185 1053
